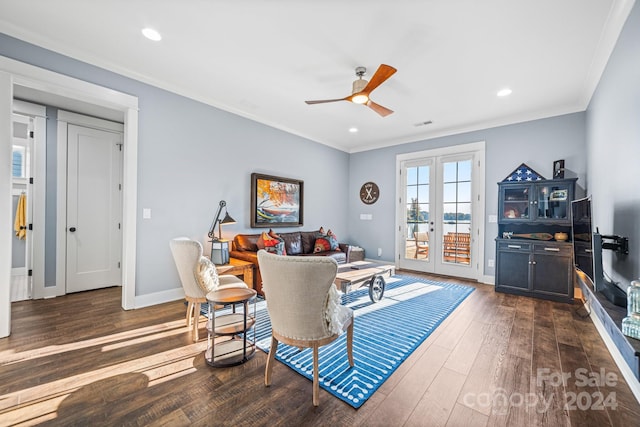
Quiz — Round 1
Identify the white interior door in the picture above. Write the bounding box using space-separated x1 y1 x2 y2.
397 143 484 281
66 124 122 293
10 113 33 301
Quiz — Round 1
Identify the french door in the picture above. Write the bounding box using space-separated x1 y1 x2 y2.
397 143 484 281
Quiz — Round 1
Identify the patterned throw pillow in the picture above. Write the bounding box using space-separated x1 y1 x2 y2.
195 256 219 293
268 229 287 255
314 229 339 253
256 231 270 249
258 231 286 256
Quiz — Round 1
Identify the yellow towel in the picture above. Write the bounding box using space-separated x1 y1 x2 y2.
14 193 26 240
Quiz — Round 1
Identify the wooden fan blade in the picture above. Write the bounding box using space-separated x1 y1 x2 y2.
305 97 348 105
366 100 394 117
362 64 397 95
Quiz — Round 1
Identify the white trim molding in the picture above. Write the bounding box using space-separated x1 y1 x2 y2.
1 56 139 339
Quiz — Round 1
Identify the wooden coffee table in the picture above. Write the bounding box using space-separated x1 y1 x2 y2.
335 261 395 302
216 258 254 288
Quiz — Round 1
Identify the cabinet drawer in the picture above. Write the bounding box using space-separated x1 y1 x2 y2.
532 243 572 255
497 241 531 251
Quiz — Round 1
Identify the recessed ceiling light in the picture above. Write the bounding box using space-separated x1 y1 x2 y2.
142 28 162 41
497 88 512 97
349 127 358 133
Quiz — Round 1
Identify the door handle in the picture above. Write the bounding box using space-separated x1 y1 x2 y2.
69 227 77 232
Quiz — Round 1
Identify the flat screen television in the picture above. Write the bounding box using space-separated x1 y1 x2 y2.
571 196 627 307
571 197 594 280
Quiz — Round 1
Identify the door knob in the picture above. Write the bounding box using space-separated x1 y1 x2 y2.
69 227 76 232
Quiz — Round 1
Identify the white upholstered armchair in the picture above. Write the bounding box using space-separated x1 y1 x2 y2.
258 250 354 406
170 237 247 341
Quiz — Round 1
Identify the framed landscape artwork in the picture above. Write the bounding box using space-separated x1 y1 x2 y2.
251 173 304 228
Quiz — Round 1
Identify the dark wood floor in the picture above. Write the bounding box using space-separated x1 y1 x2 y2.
1 272 639 426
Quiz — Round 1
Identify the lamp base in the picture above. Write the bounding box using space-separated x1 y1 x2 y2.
210 239 230 265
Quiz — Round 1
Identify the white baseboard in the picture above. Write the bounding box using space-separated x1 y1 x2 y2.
133 287 184 309
481 275 495 285
588 303 640 404
32 286 185 308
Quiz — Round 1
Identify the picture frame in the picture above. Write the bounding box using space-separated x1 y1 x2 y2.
549 189 568 201
251 173 304 228
553 159 565 179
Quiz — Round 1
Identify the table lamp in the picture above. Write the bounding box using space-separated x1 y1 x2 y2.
208 200 236 265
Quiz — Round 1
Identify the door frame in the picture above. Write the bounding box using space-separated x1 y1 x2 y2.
56 111 124 294
11 101 46 299
0 56 139 338
395 141 486 281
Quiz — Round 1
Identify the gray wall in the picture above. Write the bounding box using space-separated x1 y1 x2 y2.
348 113 587 277
586 1 640 288
3 0 637 296
0 33 349 297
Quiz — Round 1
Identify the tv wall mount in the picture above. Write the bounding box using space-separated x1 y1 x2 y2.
599 231 629 255
592 230 629 307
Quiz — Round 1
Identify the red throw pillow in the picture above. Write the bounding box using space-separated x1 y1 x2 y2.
313 237 331 253
314 229 339 253
258 230 287 255
257 231 275 249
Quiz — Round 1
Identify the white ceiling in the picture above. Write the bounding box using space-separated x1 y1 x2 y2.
0 0 634 153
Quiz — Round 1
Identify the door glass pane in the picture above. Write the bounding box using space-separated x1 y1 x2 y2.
502 187 530 220
12 146 25 178
405 164 430 261
537 184 569 220
441 160 472 265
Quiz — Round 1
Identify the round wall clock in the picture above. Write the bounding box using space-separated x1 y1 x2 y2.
360 182 380 204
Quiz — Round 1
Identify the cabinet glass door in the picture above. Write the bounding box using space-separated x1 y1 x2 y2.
502 187 530 220
536 184 570 220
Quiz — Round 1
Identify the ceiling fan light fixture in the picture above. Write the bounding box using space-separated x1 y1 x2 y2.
352 77 368 93
304 64 396 117
351 93 369 104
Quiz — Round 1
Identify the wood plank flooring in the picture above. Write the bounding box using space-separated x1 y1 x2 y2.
1 271 639 426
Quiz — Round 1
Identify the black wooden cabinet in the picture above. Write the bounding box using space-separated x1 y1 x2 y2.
495 178 577 303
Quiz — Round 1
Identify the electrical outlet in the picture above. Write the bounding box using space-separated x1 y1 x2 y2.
488 259 495 268
377 248 382 257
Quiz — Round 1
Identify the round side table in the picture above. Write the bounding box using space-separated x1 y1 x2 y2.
205 287 257 367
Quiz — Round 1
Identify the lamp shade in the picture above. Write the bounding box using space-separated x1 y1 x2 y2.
220 212 236 225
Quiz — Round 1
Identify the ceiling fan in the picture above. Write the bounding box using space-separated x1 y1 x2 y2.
305 64 397 117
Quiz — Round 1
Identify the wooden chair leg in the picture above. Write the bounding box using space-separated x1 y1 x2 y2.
265 336 279 386
347 320 354 367
186 301 194 327
312 344 319 406
192 302 200 342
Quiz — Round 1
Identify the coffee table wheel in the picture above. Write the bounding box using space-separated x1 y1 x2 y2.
369 275 386 302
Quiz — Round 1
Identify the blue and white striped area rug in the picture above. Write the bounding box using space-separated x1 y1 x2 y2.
240 275 474 409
